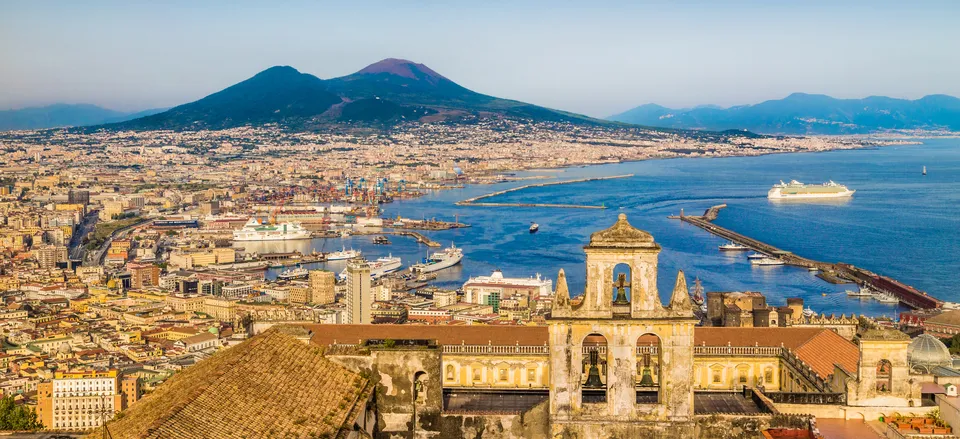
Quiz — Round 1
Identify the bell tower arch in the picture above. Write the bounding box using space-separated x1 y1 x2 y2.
549 214 697 438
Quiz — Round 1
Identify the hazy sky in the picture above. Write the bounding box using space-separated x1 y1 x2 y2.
2 0 958 117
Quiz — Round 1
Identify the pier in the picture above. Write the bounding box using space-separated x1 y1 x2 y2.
347 230 442 247
672 205 943 310
456 174 634 209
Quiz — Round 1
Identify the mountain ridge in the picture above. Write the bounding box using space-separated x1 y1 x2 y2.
609 94 960 134
0 104 167 131
103 59 608 131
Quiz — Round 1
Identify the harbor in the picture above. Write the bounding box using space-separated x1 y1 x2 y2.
455 174 634 209
671 205 943 310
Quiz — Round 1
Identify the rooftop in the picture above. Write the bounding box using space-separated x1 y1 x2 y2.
586 214 658 249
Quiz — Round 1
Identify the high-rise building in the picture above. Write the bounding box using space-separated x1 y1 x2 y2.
345 260 371 324
34 244 68 269
36 369 139 431
127 262 160 290
309 269 336 305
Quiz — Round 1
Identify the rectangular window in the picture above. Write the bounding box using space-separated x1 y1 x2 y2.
712 373 721 383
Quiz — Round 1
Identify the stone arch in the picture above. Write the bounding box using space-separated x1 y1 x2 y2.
636 333 662 404
612 263 632 305
581 333 609 403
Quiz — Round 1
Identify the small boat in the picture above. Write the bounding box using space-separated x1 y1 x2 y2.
846 289 872 297
923 166 927 175
874 291 899 304
750 257 784 266
719 242 750 251
746 253 766 260
529 223 540 233
373 236 391 245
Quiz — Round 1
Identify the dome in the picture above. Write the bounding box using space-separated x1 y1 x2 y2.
587 214 658 249
908 334 953 372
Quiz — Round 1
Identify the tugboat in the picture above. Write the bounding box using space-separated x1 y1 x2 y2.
529 222 539 233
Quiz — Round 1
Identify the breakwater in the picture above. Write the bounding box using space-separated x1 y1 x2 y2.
456 174 634 209
673 205 943 310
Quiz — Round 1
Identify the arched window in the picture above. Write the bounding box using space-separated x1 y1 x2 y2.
877 360 893 393
413 371 428 404
636 333 662 404
581 333 608 403
445 364 455 381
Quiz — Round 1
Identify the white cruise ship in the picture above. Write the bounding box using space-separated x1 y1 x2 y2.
339 255 402 280
233 218 311 242
767 180 855 200
410 244 463 273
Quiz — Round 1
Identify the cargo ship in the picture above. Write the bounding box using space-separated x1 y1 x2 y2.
767 180 855 200
410 244 463 273
233 218 311 241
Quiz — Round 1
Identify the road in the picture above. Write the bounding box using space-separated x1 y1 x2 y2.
67 210 99 261
87 218 154 266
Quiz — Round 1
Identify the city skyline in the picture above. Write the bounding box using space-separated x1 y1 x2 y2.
2 0 959 117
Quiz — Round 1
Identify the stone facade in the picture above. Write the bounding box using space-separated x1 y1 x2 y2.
549 214 698 438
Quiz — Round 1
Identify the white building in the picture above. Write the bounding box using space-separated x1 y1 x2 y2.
462 270 553 308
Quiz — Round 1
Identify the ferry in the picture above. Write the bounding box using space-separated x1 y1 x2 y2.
719 242 750 251
326 247 361 261
339 255 402 280
750 257 785 266
410 244 464 273
277 266 308 280
767 180 855 200
233 218 311 242
529 223 540 233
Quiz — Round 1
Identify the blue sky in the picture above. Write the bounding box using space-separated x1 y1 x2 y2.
1 0 958 117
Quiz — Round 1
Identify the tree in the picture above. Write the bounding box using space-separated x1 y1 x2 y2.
0 396 43 430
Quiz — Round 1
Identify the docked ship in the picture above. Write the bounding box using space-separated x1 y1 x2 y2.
277 266 308 280
233 218 311 241
719 242 750 251
846 288 872 297
746 253 767 260
326 247 361 261
410 244 463 273
750 257 784 266
339 255 402 280
767 180 855 200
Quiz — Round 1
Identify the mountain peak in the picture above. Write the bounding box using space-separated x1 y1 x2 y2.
356 58 447 82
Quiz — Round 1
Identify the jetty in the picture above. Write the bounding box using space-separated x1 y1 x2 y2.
672 205 943 310
456 174 634 209
348 230 442 247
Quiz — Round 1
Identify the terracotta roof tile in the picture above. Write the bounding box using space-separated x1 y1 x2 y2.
794 329 860 378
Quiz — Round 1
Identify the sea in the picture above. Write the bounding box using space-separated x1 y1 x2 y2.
240 138 960 319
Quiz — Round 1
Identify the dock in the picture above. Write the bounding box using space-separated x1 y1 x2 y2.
673 205 942 310
456 174 634 209
348 230 442 247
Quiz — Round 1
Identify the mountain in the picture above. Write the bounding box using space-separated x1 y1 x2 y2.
0 104 166 131
609 93 960 135
104 59 606 131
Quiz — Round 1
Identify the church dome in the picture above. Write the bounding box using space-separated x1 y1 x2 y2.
908 334 952 373
587 214 658 249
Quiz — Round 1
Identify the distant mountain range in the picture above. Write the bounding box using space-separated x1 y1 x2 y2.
0 104 167 131
609 93 960 135
104 59 605 131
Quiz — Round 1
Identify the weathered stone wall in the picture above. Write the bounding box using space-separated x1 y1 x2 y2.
437 400 550 439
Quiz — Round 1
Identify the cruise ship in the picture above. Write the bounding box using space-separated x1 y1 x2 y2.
233 218 311 242
410 244 463 273
767 180 855 200
278 266 308 280
339 255 402 280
